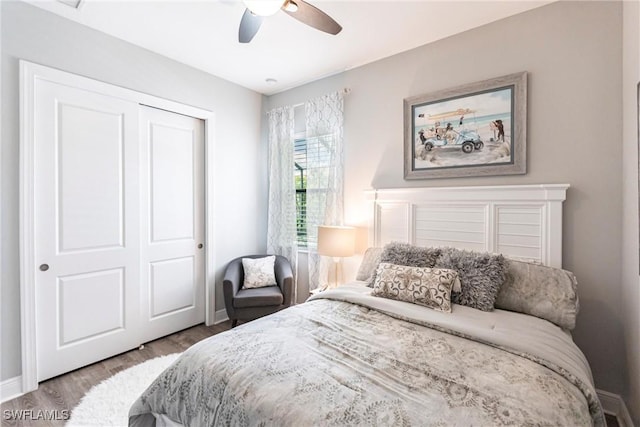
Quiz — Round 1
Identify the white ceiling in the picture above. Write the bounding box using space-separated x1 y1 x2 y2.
26 0 553 95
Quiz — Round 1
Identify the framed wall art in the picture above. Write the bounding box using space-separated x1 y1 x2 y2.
404 71 527 180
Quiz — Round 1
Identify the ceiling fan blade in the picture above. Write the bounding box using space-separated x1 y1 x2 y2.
284 0 342 35
239 8 263 43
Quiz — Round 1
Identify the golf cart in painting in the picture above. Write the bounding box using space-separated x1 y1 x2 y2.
417 108 483 154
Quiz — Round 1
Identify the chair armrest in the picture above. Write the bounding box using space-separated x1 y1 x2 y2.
223 258 243 317
274 256 294 306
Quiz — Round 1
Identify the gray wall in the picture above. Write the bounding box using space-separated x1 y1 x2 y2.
621 1 640 423
266 1 626 396
1 0 267 381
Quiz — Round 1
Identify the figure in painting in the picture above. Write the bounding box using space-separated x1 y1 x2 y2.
491 119 505 142
418 129 427 144
495 119 505 141
490 120 497 140
444 123 456 145
434 121 443 140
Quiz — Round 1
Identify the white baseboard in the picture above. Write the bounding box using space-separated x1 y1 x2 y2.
1 376 23 403
597 389 634 427
213 308 229 324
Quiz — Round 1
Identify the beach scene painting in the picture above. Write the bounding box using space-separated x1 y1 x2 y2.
404 72 527 179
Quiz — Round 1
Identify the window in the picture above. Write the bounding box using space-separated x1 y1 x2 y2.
294 137 308 245
294 134 335 247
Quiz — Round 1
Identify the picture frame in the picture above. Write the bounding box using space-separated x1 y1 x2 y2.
404 72 527 180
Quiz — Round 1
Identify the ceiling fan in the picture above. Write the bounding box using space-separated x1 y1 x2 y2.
239 0 342 43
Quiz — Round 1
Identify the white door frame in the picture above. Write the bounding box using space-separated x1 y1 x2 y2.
19 60 217 394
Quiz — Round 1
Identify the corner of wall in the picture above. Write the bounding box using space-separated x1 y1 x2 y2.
621 0 640 424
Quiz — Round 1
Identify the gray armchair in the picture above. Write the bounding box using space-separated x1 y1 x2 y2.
223 255 294 327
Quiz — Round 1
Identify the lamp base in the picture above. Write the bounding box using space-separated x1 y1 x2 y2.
327 257 340 289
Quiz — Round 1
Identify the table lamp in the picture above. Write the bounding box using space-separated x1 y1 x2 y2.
317 225 356 289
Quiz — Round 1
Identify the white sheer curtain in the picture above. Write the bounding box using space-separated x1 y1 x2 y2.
304 91 345 290
266 106 298 299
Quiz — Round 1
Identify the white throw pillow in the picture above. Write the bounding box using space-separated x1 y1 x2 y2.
242 256 277 289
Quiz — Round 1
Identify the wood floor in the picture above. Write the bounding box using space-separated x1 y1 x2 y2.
1 321 233 427
2 319 623 427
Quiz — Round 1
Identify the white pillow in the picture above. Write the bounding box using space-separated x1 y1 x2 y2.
242 256 277 289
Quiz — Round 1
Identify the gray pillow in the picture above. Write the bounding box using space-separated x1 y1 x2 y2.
356 247 383 282
368 242 441 287
435 248 507 312
495 260 579 330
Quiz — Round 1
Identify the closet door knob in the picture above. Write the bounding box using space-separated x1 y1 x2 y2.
197 244 203 249
39 264 49 272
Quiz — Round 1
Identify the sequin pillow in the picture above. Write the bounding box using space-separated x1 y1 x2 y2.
242 256 277 289
371 262 457 313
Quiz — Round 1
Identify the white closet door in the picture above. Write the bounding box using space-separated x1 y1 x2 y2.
35 80 141 381
139 106 205 342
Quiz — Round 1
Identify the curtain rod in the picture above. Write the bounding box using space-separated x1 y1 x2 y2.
291 88 351 108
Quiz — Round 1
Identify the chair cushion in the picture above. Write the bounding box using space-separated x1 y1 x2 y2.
233 286 284 308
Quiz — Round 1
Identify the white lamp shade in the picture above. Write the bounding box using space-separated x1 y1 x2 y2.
317 226 356 258
243 0 284 16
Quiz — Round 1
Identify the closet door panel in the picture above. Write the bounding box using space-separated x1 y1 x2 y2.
150 257 196 317
140 106 205 341
58 268 125 344
149 123 195 242
34 80 141 381
57 103 124 252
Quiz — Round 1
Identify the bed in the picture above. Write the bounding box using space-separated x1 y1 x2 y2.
129 184 605 426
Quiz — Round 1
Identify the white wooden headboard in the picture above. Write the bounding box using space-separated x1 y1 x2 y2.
364 184 569 268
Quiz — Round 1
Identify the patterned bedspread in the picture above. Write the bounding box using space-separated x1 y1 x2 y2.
129 284 604 427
